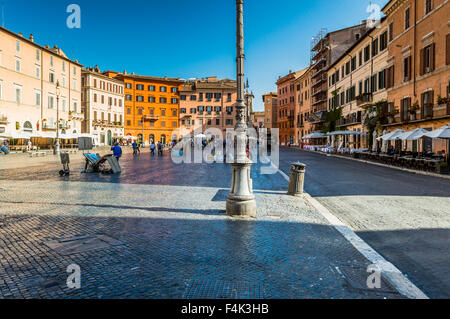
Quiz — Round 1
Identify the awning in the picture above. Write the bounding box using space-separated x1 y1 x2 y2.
302 132 326 139
327 130 364 136
424 125 450 139
394 128 429 141
377 129 406 141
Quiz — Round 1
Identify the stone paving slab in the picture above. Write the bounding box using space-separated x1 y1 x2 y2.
0 179 404 299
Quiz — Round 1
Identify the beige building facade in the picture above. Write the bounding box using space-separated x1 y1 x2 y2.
0 27 82 142
327 18 390 149
81 66 125 146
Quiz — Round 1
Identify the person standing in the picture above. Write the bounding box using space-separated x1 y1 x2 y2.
132 140 138 156
27 140 32 152
157 141 163 156
150 142 156 156
111 142 122 162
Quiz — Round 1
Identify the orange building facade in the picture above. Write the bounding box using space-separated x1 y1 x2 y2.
110 73 184 145
382 0 450 152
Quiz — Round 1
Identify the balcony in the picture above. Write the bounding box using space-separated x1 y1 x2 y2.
0 115 8 124
312 87 327 98
42 123 57 131
356 93 373 106
69 111 84 121
337 111 362 127
143 115 160 122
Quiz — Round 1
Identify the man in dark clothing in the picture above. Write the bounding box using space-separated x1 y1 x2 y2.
132 141 138 156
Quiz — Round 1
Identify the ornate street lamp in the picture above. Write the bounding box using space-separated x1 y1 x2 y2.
226 0 256 217
54 80 61 155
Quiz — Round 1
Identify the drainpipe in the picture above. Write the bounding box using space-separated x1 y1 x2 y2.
413 0 417 97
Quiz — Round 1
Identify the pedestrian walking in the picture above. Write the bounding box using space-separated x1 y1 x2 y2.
150 142 156 156
111 142 122 162
157 142 163 156
27 140 32 152
132 141 138 156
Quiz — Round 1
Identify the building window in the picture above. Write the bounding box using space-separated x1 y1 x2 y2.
180 95 186 101
160 86 167 92
190 95 197 101
127 107 131 115
160 97 167 103
35 66 40 79
364 45 370 62
126 95 132 101
172 121 177 127
148 96 156 103
137 108 143 115
421 44 435 74
171 98 178 104
171 87 177 93
226 119 233 125
372 38 379 56
48 95 54 109
425 0 433 15
405 7 411 30
36 48 40 61
16 39 20 52
34 90 41 106
15 58 21 72
180 108 186 114
389 22 394 42
137 96 144 102
50 56 54 67
380 32 387 51
137 84 144 90
190 108 196 114
125 83 132 89
148 85 155 91
403 56 412 81
49 72 55 83
161 109 166 116
378 70 386 90
161 121 165 127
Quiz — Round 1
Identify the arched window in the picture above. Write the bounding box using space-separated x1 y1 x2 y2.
23 121 32 131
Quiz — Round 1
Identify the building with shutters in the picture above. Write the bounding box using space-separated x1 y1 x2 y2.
81 66 125 146
178 77 238 138
0 26 82 143
381 0 450 153
107 72 183 145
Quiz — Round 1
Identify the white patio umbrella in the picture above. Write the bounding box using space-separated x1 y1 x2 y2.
302 132 326 139
377 129 406 141
395 128 429 141
424 125 450 162
328 130 363 136
424 125 450 139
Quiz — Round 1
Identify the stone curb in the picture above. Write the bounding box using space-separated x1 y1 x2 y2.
297 148 450 180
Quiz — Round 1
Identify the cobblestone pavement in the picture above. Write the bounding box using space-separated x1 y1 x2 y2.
0 151 405 299
278 147 450 299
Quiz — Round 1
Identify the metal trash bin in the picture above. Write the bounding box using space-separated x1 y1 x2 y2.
287 162 306 196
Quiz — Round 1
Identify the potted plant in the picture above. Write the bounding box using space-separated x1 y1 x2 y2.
437 95 448 106
409 102 419 120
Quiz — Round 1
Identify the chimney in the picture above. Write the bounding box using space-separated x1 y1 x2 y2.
123 70 127 75
18 32 23 37
29 34 34 42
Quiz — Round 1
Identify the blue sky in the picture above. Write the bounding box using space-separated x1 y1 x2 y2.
3 0 388 111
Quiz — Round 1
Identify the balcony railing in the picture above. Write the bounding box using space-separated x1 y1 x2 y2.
69 111 84 120
356 93 373 106
143 115 160 122
0 115 8 124
337 111 362 127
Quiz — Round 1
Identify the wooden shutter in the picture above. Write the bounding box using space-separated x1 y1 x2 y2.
430 43 435 72
420 48 425 76
447 34 450 65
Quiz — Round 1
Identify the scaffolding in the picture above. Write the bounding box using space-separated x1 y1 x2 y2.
310 28 327 63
